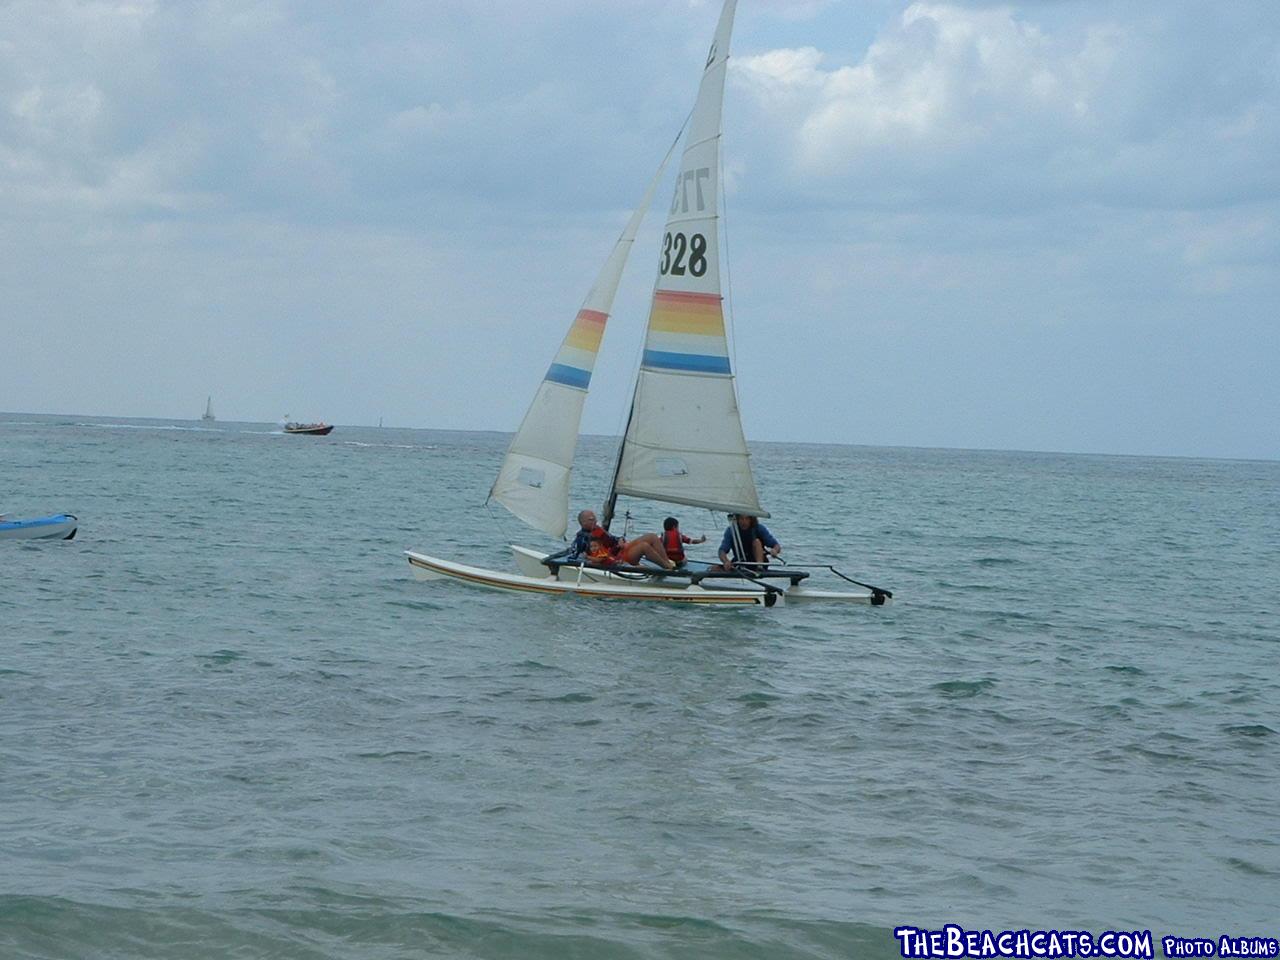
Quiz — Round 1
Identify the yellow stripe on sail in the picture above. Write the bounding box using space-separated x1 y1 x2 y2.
648 296 725 338
561 310 607 355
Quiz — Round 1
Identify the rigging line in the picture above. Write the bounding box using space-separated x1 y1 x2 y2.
700 509 725 566
483 499 515 546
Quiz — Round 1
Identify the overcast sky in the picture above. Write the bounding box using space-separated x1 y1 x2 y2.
2 0 1276 459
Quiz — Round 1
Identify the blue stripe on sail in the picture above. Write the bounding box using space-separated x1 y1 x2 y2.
641 350 732 375
545 363 591 389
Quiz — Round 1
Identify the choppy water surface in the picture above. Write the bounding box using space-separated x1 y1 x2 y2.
2 415 1277 959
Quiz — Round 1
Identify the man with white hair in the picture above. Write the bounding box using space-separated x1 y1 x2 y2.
558 509 676 570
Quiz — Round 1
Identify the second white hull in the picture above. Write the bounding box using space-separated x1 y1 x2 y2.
511 546 884 603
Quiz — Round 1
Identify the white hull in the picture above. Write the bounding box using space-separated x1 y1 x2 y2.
409 549 777 605
0 515 78 541
406 547 889 606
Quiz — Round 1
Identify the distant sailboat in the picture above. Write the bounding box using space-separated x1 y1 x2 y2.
201 396 215 422
405 0 892 606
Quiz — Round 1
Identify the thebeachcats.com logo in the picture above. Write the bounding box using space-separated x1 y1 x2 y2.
892 927 1279 960
893 926 1155 959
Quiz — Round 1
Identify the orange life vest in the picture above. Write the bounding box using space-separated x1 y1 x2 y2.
586 527 620 563
662 528 686 563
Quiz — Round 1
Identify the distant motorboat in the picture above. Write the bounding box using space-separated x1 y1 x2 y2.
201 396 215 422
0 514 78 541
284 421 333 436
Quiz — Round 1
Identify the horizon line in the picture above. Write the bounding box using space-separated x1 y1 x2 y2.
3 409 1276 466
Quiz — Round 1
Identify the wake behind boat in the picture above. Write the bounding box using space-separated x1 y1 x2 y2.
406 0 892 607
0 514 78 541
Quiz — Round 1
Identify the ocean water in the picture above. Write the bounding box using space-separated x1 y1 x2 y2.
2 414 1277 959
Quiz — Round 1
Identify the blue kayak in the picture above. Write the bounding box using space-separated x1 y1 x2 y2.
0 514 78 541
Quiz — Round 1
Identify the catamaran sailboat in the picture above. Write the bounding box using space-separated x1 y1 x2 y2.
407 0 891 607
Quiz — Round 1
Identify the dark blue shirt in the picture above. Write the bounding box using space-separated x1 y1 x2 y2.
719 522 778 560
568 527 591 560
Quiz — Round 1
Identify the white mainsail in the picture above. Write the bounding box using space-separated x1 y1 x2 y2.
489 146 677 539
609 0 766 520
202 396 215 421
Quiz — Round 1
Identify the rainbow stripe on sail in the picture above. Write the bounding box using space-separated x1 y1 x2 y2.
545 309 608 389
640 289 731 375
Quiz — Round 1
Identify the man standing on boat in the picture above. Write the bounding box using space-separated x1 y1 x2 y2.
716 514 781 570
554 510 676 570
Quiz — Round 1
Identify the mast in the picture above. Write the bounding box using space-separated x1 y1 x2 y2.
601 394 637 531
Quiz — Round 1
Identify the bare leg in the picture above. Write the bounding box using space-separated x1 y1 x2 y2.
641 543 674 569
620 533 674 569
752 539 765 566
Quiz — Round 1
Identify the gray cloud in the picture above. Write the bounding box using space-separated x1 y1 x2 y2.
2 0 1277 459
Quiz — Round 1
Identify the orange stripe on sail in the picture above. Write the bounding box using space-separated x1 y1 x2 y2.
652 289 721 308
563 310 608 353
648 291 725 337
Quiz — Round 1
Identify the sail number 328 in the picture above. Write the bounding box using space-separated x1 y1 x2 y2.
660 232 708 277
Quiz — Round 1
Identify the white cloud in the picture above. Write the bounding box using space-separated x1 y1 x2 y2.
11 83 106 141
735 3 1122 180
731 2 1279 216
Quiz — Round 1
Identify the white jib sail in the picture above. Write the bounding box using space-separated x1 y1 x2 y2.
611 0 765 518
489 144 679 539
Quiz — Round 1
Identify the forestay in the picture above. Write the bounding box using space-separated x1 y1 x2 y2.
488 146 676 539
609 0 766 520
